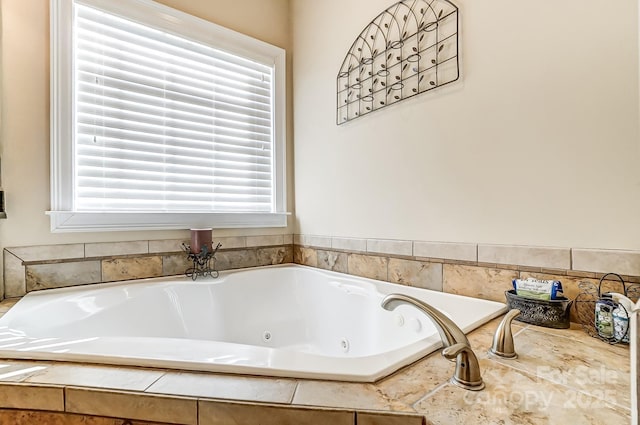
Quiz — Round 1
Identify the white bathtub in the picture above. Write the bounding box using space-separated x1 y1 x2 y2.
0 265 506 382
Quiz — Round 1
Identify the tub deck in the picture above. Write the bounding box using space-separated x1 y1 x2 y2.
0 298 630 425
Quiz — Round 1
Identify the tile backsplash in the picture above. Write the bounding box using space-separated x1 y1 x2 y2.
3 234 640 305
3 236 294 298
293 235 640 277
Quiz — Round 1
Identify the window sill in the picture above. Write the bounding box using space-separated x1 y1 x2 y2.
46 211 289 232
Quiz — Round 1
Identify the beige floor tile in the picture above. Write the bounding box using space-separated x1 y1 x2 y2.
415 361 630 425
293 380 413 412
66 387 197 425
492 327 630 410
199 400 354 425
146 372 296 404
0 298 20 313
525 321 630 351
0 361 51 382
0 410 175 425
0 382 64 411
356 411 425 425
375 352 452 407
25 363 164 391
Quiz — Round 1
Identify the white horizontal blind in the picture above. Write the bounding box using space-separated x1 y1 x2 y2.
73 2 274 212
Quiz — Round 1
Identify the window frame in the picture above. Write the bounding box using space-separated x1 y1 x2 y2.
49 0 288 232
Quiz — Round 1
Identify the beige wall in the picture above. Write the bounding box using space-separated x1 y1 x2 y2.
292 0 640 250
0 0 293 252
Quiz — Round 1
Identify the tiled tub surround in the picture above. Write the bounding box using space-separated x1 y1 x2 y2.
0 235 634 424
2 235 294 298
293 236 640 323
4 234 640 301
0 297 630 425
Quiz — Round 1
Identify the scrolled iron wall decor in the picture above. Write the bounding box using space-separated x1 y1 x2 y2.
337 0 459 125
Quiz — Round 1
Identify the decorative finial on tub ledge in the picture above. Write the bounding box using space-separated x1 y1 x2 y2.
381 293 485 391
489 309 521 359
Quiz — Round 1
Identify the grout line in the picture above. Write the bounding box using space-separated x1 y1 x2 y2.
99 257 103 282
289 380 300 404
142 371 167 393
569 247 573 271
196 394 200 425
513 325 528 338
385 256 389 282
411 381 449 409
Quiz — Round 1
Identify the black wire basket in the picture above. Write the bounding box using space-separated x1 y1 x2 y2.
574 273 639 344
505 290 572 329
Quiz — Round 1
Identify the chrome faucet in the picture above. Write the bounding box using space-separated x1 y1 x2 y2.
381 293 485 391
489 309 521 359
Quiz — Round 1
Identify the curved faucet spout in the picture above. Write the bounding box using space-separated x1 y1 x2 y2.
381 293 469 347
381 293 484 391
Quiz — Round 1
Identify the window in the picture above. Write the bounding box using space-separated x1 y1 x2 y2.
49 0 287 232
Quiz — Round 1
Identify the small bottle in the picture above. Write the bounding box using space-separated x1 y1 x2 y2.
609 293 634 343
595 297 615 339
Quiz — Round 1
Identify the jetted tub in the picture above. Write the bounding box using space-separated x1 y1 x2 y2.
0 265 506 382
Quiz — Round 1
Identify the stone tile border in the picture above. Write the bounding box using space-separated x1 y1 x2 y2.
0 384 424 425
4 233 640 299
294 235 640 277
478 244 570 270
573 249 640 276
3 234 294 298
414 241 476 262
292 245 640 323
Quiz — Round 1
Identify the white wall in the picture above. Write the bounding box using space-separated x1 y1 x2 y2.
0 0 293 249
292 0 640 250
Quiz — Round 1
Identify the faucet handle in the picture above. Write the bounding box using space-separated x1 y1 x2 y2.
442 343 485 391
489 309 521 359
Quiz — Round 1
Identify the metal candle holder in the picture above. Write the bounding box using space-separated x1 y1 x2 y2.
181 242 222 280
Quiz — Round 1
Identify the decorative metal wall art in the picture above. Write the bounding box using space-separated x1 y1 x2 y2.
337 0 459 125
